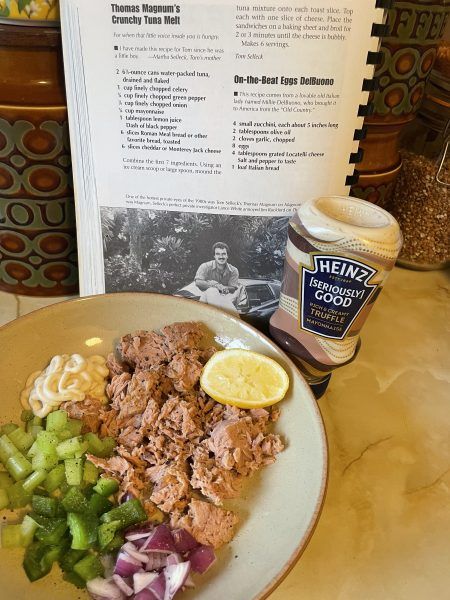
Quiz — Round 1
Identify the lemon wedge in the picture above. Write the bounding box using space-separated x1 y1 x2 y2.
200 349 289 408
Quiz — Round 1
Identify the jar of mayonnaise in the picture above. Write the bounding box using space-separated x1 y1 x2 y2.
270 196 402 398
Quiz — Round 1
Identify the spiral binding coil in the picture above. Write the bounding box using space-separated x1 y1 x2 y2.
345 0 393 186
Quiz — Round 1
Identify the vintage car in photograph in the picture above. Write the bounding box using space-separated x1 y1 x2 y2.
174 278 281 329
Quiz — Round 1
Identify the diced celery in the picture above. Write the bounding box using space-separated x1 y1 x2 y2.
87 492 112 516
21 410 34 423
65 458 84 486
44 464 66 493
99 437 116 458
59 481 70 495
67 512 98 549
22 470 48 494
56 429 72 441
0 434 19 465
23 419 39 438
8 428 34 453
93 477 119 497
36 431 59 453
0 423 19 436
84 432 104 456
100 498 147 529
1 523 23 547
0 488 9 509
32 416 43 426
27 424 44 439
0 471 13 489
35 517 67 545
20 514 39 546
98 519 121 550
84 433 115 458
56 436 85 459
73 553 104 581
7 481 32 508
67 419 83 437
32 494 59 517
6 453 34 481
46 410 68 432
74 441 89 458
27 440 39 457
31 450 59 472
62 487 89 513
83 460 99 485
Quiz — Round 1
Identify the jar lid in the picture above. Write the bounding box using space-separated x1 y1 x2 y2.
297 195 402 255
0 22 61 47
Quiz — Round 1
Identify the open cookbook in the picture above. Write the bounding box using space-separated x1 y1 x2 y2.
60 0 388 327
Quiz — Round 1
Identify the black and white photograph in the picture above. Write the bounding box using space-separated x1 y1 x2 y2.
101 207 289 328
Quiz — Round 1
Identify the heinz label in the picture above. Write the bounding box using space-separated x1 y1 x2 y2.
300 254 378 340
270 195 403 397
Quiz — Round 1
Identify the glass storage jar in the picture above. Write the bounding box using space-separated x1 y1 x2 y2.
387 69 449 270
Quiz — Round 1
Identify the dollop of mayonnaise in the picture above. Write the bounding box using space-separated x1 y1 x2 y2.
20 354 109 418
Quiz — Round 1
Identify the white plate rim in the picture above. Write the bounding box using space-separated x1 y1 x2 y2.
0 291 328 599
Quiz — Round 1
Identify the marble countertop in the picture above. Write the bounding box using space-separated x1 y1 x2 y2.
0 266 449 599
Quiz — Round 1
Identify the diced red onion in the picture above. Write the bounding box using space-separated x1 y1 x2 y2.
188 545 216 574
87 577 125 600
134 573 166 600
164 562 191 600
126 532 153 542
145 553 168 572
165 553 182 567
144 572 166 600
134 589 159 600
110 524 208 600
172 528 199 554
141 524 176 554
100 554 116 580
134 537 149 549
133 571 158 594
122 541 149 563
112 575 134 597
114 551 143 578
125 522 155 541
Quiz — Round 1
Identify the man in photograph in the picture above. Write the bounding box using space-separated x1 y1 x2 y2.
195 242 242 313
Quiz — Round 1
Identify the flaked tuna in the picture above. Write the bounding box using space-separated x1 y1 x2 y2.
170 499 238 549
61 396 104 434
88 322 283 545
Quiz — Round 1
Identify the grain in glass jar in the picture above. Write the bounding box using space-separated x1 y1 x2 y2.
386 69 449 270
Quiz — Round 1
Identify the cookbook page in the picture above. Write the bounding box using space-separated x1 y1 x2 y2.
61 0 380 300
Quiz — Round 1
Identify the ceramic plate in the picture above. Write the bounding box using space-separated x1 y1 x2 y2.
0 293 327 600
